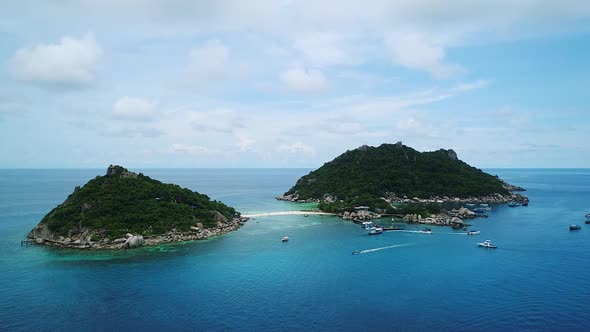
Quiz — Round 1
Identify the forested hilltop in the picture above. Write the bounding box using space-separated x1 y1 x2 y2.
280 142 526 213
28 165 243 249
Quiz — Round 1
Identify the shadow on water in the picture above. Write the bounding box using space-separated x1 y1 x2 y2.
33 235 231 267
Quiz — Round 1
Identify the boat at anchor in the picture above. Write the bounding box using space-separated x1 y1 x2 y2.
478 240 497 248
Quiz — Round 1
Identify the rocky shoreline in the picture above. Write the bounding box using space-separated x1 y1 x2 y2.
277 192 529 206
277 190 529 228
27 217 248 250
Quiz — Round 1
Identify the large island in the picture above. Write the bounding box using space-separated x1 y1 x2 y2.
28 165 246 249
278 142 528 225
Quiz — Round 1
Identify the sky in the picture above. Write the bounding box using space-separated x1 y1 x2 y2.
1 1 589 168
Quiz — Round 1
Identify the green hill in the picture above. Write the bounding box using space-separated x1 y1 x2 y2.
29 165 239 242
282 142 515 211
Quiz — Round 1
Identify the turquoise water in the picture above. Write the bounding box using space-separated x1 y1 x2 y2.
1 168 590 331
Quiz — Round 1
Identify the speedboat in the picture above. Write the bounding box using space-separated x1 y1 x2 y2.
585 220 590 224
367 227 383 235
304 214 309 217
467 230 481 235
586 214 590 219
478 240 497 248
465 203 476 207
362 221 374 229
282 236 289 242
418 228 432 234
352 250 361 255
508 202 519 207
480 204 489 207
569 225 581 231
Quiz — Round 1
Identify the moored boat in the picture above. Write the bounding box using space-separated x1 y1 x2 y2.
477 240 497 248
508 201 519 207
362 221 374 229
586 213 590 219
585 220 590 224
282 236 289 242
367 227 383 235
570 225 581 231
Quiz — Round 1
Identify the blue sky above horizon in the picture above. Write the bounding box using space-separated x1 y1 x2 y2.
1 1 590 168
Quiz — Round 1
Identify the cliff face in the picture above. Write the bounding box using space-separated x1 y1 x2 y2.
28 166 244 249
282 142 520 201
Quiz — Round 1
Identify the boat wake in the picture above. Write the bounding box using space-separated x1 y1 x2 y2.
353 243 414 255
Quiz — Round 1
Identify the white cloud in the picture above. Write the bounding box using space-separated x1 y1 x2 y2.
186 40 229 85
280 67 328 93
112 97 158 121
277 142 316 156
10 34 101 86
236 134 256 152
293 32 362 67
386 32 461 79
169 143 209 155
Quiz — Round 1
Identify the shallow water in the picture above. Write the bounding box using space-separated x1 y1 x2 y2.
1 168 590 331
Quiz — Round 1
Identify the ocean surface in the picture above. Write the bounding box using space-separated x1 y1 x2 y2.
1 168 590 331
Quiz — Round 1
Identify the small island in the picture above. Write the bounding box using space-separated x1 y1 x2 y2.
278 142 529 226
28 165 246 249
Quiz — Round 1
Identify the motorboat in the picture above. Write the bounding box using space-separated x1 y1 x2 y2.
282 236 289 242
352 250 361 255
508 201 519 207
585 220 590 224
467 230 481 235
473 208 486 214
465 203 476 207
478 240 497 248
304 214 309 217
418 228 432 234
569 225 581 231
362 221 374 229
367 227 383 235
586 213 590 219
480 204 489 207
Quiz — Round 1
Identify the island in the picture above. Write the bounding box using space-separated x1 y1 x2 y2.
28 165 246 249
278 142 529 226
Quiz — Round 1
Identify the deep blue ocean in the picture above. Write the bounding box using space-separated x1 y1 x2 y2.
1 168 590 331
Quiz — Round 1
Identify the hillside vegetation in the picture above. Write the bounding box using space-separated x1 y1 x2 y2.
284 143 509 212
37 166 238 239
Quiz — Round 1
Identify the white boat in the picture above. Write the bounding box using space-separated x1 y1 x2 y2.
362 221 374 229
417 228 432 234
282 236 289 242
467 230 480 235
477 240 497 248
480 204 489 207
367 227 383 235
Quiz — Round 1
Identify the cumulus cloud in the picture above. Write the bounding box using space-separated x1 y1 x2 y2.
112 97 158 121
386 32 461 79
280 67 328 93
10 34 101 86
277 142 316 156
